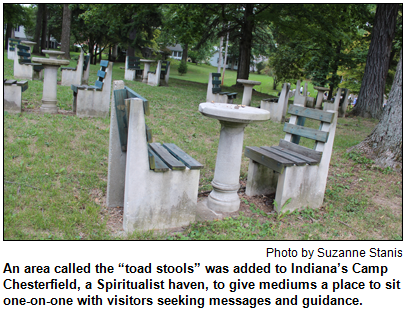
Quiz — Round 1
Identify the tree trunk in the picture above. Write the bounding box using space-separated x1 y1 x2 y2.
40 5 47 55
182 42 189 63
33 4 44 54
5 23 13 50
127 24 136 57
352 4 399 119
60 4 72 59
348 51 402 171
236 4 254 86
217 36 223 74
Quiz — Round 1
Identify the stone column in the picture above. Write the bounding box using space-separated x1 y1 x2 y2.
208 121 247 213
39 65 59 113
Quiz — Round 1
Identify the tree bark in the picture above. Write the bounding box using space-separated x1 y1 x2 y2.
348 51 402 171
33 4 44 54
182 42 189 63
60 4 72 59
5 23 13 50
217 36 223 74
40 5 47 55
236 4 254 86
352 4 399 119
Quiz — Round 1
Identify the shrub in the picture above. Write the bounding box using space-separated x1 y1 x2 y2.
178 61 188 75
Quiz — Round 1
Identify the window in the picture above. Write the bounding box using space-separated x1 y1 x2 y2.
178 52 182 58
15 26 20 32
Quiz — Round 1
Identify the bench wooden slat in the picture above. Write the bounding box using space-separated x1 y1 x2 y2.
100 60 109 68
16 80 29 92
145 125 153 143
97 70 106 79
114 89 129 152
163 143 204 170
212 73 221 78
212 87 221 93
288 105 334 123
284 123 329 143
17 51 31 57
212 80 221 86
94 80 104 89
148 146 170 172
5 80 17 85
271 146 320 165
149 143 186 170
17 44 30 51
278 139 322 163
261 146 307 166
245 146 295 174
61 67 77 71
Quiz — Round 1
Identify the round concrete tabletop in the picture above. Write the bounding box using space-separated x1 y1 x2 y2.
314 86 330 92
21 41 37 45
199 102 270 123
237 79 262 85
32 57 70 66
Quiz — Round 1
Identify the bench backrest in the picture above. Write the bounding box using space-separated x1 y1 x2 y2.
83 54 90 72
8 38 21 51
161 61 170 75
94 60 110 89
211 73 222 93
114 87 150 152
127 56 141 70
16 44 31 63
281 105 335 161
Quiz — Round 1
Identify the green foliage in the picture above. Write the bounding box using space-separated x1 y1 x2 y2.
256 61 266 74
178 61 188 75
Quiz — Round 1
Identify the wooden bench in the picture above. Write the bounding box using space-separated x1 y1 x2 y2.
206 73 237 104
4 79 29 113
60 49 90 86
71 60 113 118
245 104 338 213
7 38 21 59
106 82 203 231
13 44 43 80
124 56 143 81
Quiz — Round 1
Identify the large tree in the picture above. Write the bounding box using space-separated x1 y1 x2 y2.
352 4 399 119
33 4 46 54
348 51 402 171
60 4 72 59
4 4 32 50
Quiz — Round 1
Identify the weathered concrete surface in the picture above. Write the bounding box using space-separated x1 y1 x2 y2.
237 79 261 106
147 60 162 86
260 82 290 123
124 56 136 81
61 49 85 86
4 85 22 113
75 62 113 118
106 80 126 208
123 98 200 232
245 159 278 196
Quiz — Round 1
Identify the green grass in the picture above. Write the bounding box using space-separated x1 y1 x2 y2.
3 50 402 240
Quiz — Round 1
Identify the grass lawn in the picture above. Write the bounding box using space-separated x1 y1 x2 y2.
3 51 402 240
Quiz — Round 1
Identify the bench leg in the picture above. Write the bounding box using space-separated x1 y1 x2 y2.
72 91 77 113
246 159 278 196
274 165 323 213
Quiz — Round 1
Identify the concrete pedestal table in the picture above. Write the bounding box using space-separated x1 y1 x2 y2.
21 40 37 53
140 59 157 83
199 102 270 213
237 79 261 106
314 86 330 109
32 51 69 113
